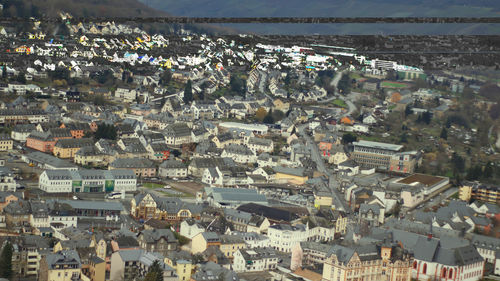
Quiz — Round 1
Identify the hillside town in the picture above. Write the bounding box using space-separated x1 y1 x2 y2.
0 11 497 281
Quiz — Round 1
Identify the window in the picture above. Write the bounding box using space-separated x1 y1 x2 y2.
422 263 427 274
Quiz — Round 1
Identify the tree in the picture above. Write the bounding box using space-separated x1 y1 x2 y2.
272 109 285 122
255 107 267 122
183 80 193 104
421 111 432 125
160 70 172 86
0 242 13 279
399 133 408 143
263 109 274 124
337 73 351 95
95 124 117 140
484 161 493 179
404 105 413 118
1 65 6 80
144 260 163 281
479 83 500 102
230 75 246 95
342 133 357 144
489 103 500 120
440 127 448 140
451 152 465 174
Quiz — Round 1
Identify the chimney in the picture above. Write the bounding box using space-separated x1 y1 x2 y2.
427 233 432 240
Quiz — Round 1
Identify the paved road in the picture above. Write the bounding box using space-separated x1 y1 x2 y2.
297 124 350 213
317 69 357 117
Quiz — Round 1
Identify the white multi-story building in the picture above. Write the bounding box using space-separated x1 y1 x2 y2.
39 169 136 193
246 137 274 154
268 224 309 253
221 144 257 164
0 167 16 192
233 248 279 273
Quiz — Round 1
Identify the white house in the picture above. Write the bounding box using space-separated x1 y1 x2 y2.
180 220 205 239
221 144 257 164
246 137 274 154
233 248 279 273
268 224 309 253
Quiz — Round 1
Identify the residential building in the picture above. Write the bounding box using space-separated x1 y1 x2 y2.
159 160 187 179
11 123 36 142
0 191 22 212
268 224 309 253
0 167 15 191
137 229 179 256
164 251 194 281
0 134 12 151
179 219 205 240
110 249 177 281
191 232 221 254
0 109 48 125
39 250 82 281
460 182 499 204
233 248 278 272
219 235 246 259
246 137 274 153
53 138 94 158
164 123 192 146
109 157 156 178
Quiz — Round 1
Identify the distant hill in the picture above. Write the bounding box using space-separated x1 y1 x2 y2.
0 0 234 34
139 0 500 17
138 0 500 34
0 0 168 18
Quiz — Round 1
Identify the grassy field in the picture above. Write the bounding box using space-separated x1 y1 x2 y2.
381 81 409 89
143 183 163 189
332 99 347 108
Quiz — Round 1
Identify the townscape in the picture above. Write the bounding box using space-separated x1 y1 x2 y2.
0 10 498 281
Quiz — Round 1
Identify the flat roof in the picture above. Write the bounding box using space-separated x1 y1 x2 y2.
353 140 403 151
397 173 447 187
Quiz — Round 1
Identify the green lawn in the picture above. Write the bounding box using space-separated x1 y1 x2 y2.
332 99 347 108
143 183 163 189
381 81 409 89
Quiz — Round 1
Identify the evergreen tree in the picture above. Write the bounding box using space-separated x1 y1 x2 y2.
144 260 163 281
183 80 193 104
0 242 13 279
422 111 432 124
263 109 274 124
95 124 117 140
440 127 448 140
342 133 357 144
1 65 6 80
404 105 412 118
483 161 493 179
